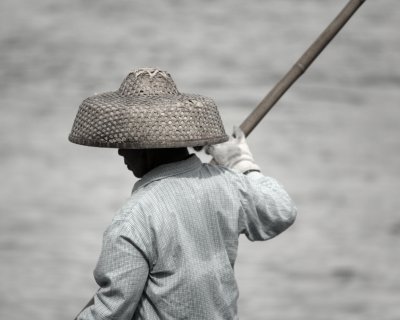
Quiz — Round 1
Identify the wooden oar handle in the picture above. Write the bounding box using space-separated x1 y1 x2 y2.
239 0 367 137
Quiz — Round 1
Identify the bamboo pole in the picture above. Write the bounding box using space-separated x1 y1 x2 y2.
239 0 367 137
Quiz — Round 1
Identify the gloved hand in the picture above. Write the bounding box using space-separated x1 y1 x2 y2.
206 126 261 174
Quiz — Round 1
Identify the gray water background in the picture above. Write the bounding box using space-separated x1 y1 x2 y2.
1 0 399 319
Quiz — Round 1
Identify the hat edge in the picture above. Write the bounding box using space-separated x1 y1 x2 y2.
69 134 229 149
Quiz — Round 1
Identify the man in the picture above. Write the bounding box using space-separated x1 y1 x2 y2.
70 68 297 320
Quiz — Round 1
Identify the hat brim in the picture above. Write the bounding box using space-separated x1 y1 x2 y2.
69 91 229 149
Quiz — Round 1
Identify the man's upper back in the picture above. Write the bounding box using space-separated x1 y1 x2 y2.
106 155 296 319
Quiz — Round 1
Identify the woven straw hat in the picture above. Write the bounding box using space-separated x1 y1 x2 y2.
69 68 228 148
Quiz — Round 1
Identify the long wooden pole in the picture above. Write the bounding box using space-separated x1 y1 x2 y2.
240 0 367 137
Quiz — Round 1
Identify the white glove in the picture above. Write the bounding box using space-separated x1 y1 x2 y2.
206 126 260 174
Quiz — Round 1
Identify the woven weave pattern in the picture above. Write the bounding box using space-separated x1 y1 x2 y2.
119 70 179 96
69 69 228 148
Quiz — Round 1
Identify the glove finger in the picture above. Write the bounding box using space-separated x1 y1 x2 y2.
233 126 245 142
232 126 238 138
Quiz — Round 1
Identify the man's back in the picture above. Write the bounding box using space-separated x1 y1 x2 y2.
83 155 296 320
128 156 241 319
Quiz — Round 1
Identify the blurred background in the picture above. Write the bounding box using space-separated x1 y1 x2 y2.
0 0 399 319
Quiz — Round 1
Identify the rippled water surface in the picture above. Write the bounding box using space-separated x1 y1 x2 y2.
1 0 399 319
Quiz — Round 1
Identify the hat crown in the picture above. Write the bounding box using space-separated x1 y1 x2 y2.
119 68 180 96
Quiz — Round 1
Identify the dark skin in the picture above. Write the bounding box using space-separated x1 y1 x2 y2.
118 148 190 178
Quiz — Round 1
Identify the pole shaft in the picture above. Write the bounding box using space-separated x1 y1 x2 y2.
239 0 366 136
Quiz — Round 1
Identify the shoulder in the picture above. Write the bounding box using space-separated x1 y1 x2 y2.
202 163 267 190
201 162 245 183
112 188 153 224
104 191 157 260
112 181 176 231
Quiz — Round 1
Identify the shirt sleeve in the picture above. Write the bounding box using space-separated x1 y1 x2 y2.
237 171 297 241
77 219 150 320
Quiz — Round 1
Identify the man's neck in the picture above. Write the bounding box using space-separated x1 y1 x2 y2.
144 148 190 175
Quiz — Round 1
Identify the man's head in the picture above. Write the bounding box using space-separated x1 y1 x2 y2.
118 148 190 178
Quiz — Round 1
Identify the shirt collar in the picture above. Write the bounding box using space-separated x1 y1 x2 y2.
132 154 202 193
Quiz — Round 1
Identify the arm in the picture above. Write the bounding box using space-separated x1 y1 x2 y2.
76 220 150 320
207 126 297 241
238 171 297 240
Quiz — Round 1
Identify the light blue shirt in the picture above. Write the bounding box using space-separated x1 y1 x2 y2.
77 155 296 320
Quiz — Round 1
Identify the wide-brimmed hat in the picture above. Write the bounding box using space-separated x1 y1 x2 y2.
69 68 228 148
